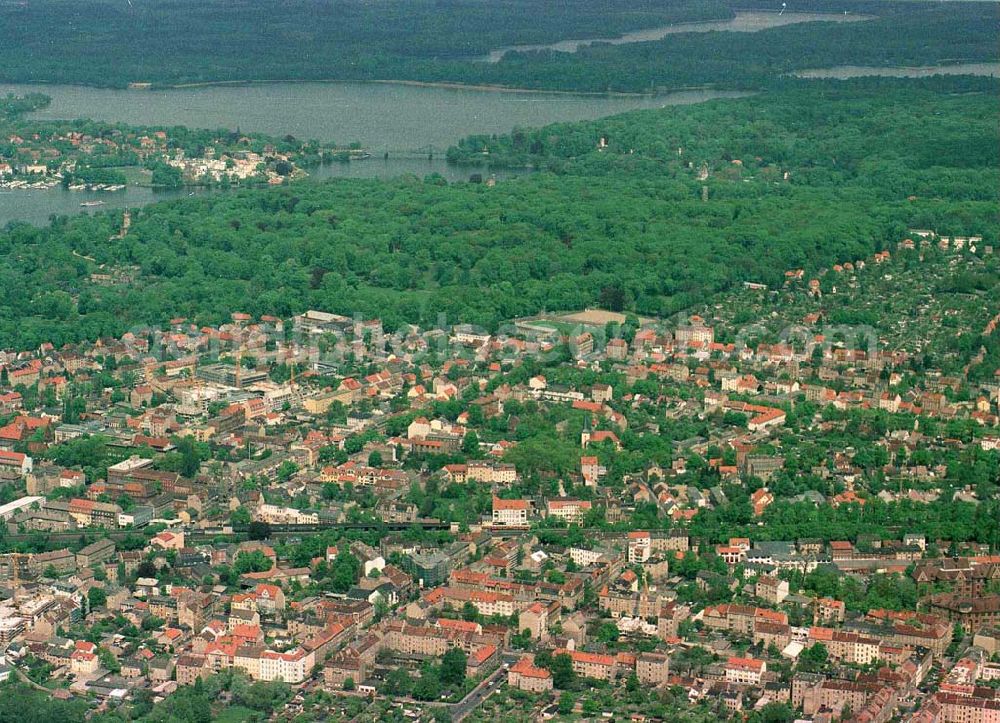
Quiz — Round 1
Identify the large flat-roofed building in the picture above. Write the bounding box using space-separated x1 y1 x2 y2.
196 364 268 389
403 550 451 588
118 505 154 528
106 456 154 484
294 310 354 335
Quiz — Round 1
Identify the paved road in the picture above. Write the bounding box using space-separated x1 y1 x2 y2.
449 653 518 721
10 660 54 694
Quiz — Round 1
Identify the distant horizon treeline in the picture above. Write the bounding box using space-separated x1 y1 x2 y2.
0 0 995 92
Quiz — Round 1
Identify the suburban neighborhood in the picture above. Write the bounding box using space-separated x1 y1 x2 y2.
0 234 997 722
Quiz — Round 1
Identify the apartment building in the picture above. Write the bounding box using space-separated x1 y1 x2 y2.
702 604 787 635
259 648 313 683
492 497 530 528
934 692 1000 723
425 587 518 618
657 601 690 640
554 648 619 681
518 600 560 641
599 585 665 619
466 461 517 485
75 538 116 568
508 655 553 693
636 652 670 686
628 531 652 563
815 597 846 624
546 498 592 525
802 680 882 718
755 575 789 605
66 498 121 527
809 627 882 665
725 656 766 685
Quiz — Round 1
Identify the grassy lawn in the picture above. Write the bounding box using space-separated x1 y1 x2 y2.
213 704 257 722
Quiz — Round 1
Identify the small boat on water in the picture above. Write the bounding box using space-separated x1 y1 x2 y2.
80 200 105 207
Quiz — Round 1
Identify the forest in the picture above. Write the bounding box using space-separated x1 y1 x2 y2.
448 3 998 93
0 77 994 351
0 0 995 92
0 0 732 87
446 76 1000 174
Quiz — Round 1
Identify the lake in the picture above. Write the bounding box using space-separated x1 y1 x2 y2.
0 82 750 226
480 10 871 63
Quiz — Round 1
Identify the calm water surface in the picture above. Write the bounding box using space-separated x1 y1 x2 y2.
480 10 871 62
794 62 1000 79
0 82 749 225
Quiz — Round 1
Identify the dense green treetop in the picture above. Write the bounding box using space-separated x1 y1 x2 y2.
0 79 994 351
448 76 1000 175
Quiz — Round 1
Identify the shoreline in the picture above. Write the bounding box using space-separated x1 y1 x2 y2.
159 77 693 97
149 9 875 94
479 9 875 63
793 62 1000 78
14 61 997 98
0 75 706 97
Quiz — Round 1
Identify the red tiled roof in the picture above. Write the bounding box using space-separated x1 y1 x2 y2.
493 497 529 511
